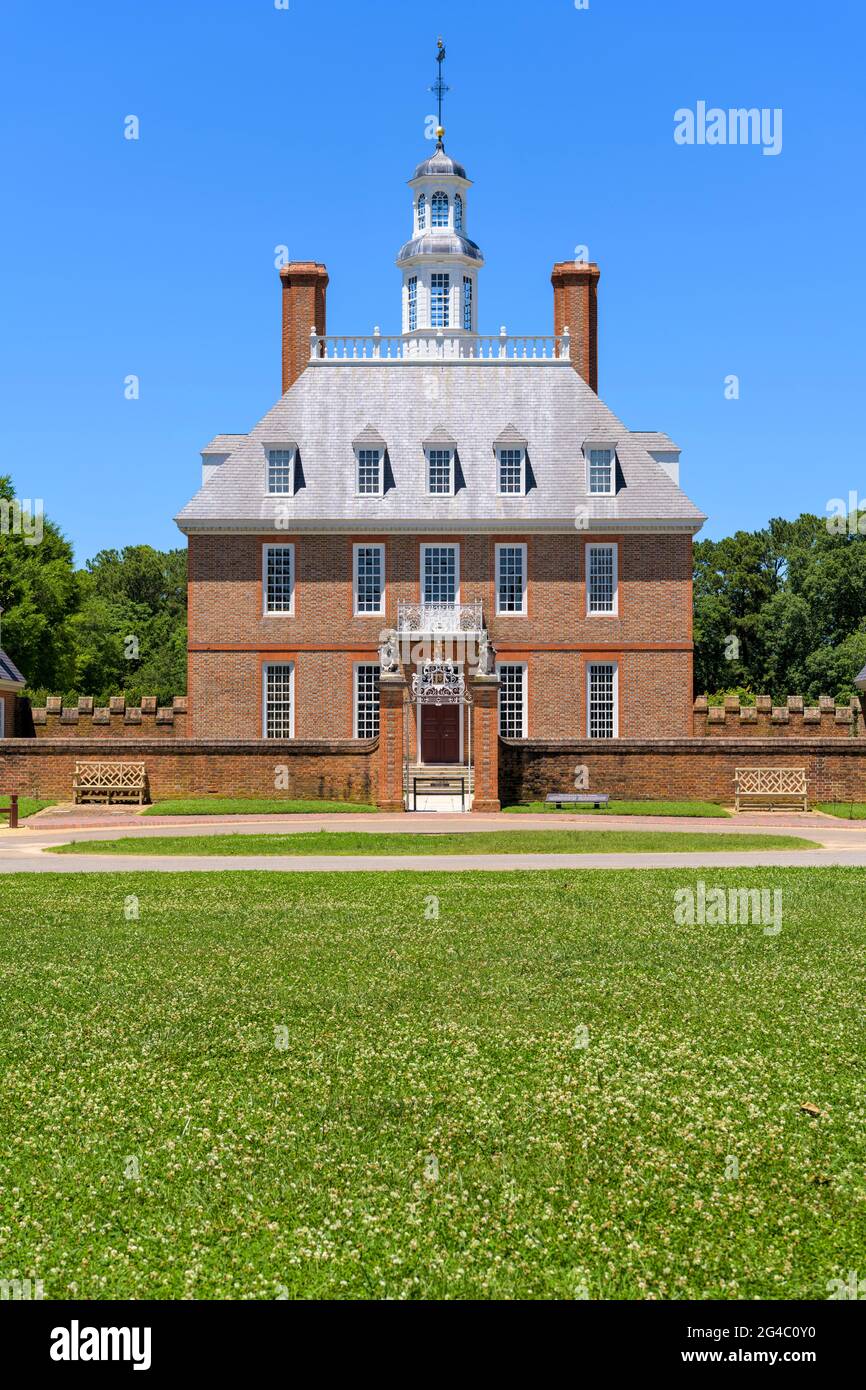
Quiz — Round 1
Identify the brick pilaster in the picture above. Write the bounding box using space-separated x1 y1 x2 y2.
377 673 406 811
470 674 500 812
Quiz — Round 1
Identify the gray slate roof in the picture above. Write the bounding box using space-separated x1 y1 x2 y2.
0 648 25 686
176 362 706 534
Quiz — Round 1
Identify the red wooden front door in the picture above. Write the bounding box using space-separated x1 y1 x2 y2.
421 704 461 764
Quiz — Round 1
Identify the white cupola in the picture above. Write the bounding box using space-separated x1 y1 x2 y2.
396 137 484 349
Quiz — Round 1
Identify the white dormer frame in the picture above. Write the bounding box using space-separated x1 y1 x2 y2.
425 445 456 496
497 445 527 496
583 439 618 497
264 442 298 497
355 445 384 497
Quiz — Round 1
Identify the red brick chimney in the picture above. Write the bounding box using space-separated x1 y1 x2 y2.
280 261 329 393
551 260 601 393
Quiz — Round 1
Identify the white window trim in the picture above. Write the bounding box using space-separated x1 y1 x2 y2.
497 446 526 497
495 543 528 615
586 661 619 739
265 445 296 497
262 542 295 616
355 447 384 498
496 660 528 738
262 661 295 739
586 541 618 617
425 447 455 497
584 443 616 497
353 661 381 740
353 542 385 616
420 543 460 605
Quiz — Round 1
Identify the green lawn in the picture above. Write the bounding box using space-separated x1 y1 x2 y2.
504 800 730 817
50 828 816 857
816 803 866 821
143 797 378 817
1 868 863 1300
1 797 54 823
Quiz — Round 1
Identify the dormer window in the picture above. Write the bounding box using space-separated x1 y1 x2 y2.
431 191 449 227
427 448 454 495
454 193 463 231
353 426 387 496
417 194 427 230
495 427 529 496
266 445 297 496
584 440 617 496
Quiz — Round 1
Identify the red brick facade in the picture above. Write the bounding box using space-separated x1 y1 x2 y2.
187 530 695 745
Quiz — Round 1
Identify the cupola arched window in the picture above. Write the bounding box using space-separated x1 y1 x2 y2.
454 194 463 231
417 194 427 230
431 191 449 228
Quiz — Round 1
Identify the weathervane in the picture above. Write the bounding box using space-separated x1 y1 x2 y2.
428 37 449 144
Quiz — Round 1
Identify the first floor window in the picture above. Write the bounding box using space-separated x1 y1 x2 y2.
463 275 472 331
498 663 527 738
588 447 613 495
496 543 526 614
264 663 294 738
354 544 384 614
264 543 294 614
431 272 450 327
408 276 417 332
422 545 458 605
267 448 294 495
354 664 380 739
357 448 382 496
587 662 617 738
587 543 617 615
427 448 454 495
498 448 524 495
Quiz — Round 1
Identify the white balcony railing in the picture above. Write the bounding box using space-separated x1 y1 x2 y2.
397 600 483 634
309 328 571 364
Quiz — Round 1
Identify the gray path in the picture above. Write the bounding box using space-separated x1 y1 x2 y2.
3 849 866 873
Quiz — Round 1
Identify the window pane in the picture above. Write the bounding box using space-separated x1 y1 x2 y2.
588 662 616 739
498 663 526 738
423 546 457 604
498 448 523 494
431 191 449 227
588 545 615 614
268 449 293 495
463 275 472 331
418 194 426 230
589 448 613 494
408 276 417 332
265 545 293 613
427 448 453 494
431 272 450 327
454 194 463 231
357 449 381 495
265 663 293 738
497 545 525 613
355 664 380 739
355 545 383 613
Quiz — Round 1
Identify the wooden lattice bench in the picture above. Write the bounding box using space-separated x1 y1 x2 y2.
73 762 148 806
734 767 808 813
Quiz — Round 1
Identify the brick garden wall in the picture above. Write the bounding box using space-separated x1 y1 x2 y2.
0 738 376 803
499 738 866 806
694 695 863 737
29 696 188 739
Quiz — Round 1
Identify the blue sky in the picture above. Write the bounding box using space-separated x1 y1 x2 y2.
2 0 863 562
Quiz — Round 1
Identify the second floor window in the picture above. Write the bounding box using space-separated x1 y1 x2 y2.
263 543 294 614
408 276 417 331
357 448 383 496
463 276 472 331
354 544 384 615
422 544 458 605
427 448 454 495
587 543 617 615
496 544 527 614
431 272 450 327
588 447 614 495
267 448 294 495
431 190 449 226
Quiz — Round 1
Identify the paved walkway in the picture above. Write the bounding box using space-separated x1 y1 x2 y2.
2 804 866 873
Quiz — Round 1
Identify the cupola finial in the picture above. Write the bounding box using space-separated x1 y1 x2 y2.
429 37 449 146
